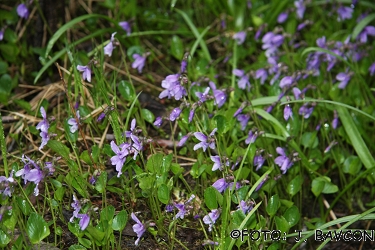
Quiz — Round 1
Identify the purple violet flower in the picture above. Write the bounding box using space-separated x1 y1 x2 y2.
125 119 137 138
196 87 210 102
332 110 339 129
188 108 195 122
77 65 91 82
203 209 220 232
324 141 338 153
277 12 288 23
292 87 302 100
237 114 250 131
178 134 190 147
233 69 250 89
0 171 14 197
68 110 80 133
358 26 375 43
255 175 269 191
212 178 228 193
132 54 147 73
0 28 4 41
211 155 223 171
193 128 217 152
169 107 182 121
294 0 306 19
237 200 254 214
209 81 227 108
110 141 130 177
119 21 131 35
154 117 162 127
17 4 29 19
16 155 44 196
77 214 90 230
279 76 294 88
255 68 268 85
262 32 284 57
131 213 146 246
159 74 187 101
36 107 50 150
254 154 265 171
284 105 293 121
245 130 258 144
233 31 246 45
70 195 81 222
299 103 314 119
174 204 187 220
274 147 294 174
369 63 375 76
337 6 353 21
336 72 351 89
104 32 117 57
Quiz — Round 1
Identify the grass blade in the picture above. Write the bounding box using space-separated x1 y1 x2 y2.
336 106 375 171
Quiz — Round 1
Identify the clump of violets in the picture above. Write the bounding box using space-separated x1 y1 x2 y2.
203 209 220 232
17 3 29 19
110 119 143 177
36 106 52 150
69 195 90 231
15 155 55 196
104 32 117 57
159 58 189 101
159 74 187 101
0 171 15 198
77 65 92 82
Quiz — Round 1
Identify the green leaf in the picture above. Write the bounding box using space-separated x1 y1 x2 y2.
95 171 107 193
157 184 170 204
0 229 10 247
0 61 8 74
287 175 302 197
274 216 290 233
312 177 339 196
54 187 65 201
16 197 32 216
170 35 184 60
100 205 115 222
146 153 164 174
85 226 105 244
204 186 218 210
47 140 70 160
213 115 227 134
343 155 362 176
118 80 135 102
26 213 50 244
266 194 280 216
0 44 19 62
112 210 128 231
80 150 92 165
78 238 91 248
141 109 155 124
0 74 12 94
301 132 319 149
283 206 300 227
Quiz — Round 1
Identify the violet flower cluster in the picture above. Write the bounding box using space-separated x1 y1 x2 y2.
15 155 55 196
36 107 51 150
70 195 90 231
110 119 143 177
